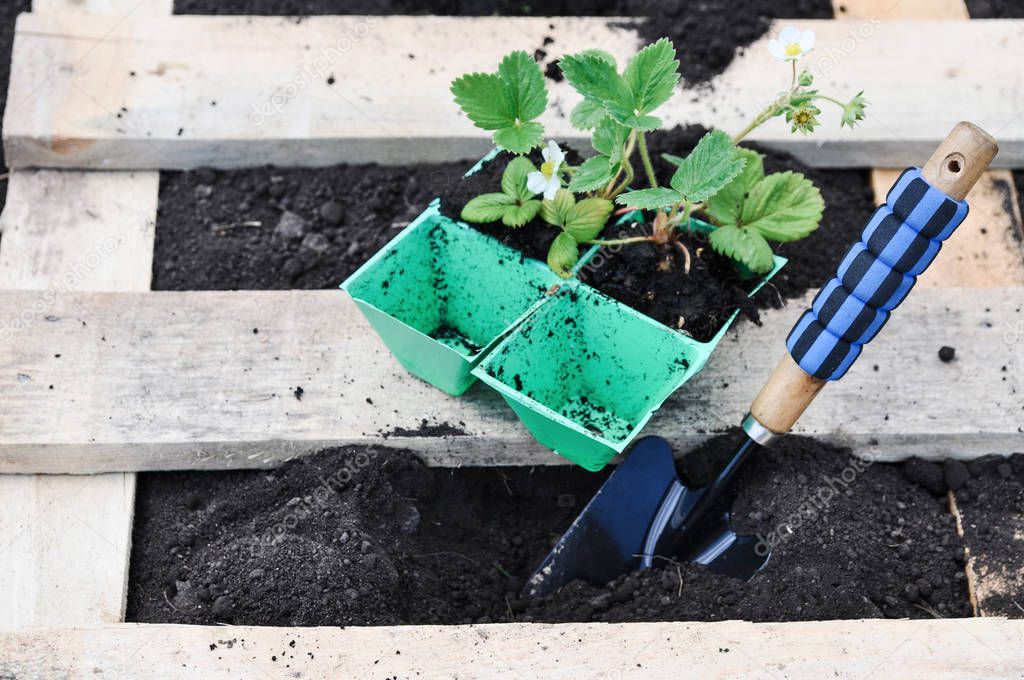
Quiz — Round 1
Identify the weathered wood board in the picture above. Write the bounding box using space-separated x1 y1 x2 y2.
0 286 1020 473
0 168 158 627
1 619 1022 679
5 15 1024 169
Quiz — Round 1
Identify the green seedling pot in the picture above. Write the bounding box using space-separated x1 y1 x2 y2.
342 202 562 396
472 256 786 471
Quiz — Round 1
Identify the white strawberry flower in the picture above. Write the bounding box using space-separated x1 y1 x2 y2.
526 140 566 200
768 26 816 61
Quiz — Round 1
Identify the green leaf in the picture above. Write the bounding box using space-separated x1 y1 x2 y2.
565 197 613 241
705 148 764 226
451 51 548 153
709 225 775 274
540 188 576 227
577 49 617 67
662 152 686 167
547 231 580 278
450 73 515 130
740 171 824 242
623 38 679 115
591 118 629 163
560 52 633 115
608 111 661 132
493 122 544 154
498 51 548 122
461 193 516 223
502 156 537 201
503 200 541 227
569 156 616 193
669 130 746 202
615 187 682 209
570 98 607 130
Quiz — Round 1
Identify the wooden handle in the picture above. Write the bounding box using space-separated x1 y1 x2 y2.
748 122 998 436
920 122 998 201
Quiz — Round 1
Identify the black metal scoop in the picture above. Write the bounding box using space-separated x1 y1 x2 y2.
524 432 769 597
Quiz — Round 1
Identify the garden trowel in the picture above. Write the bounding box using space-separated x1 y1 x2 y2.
525 122 998 597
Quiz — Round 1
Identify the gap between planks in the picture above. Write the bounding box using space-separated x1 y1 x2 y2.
4 14 1024 169
1 619 1023 678
0 287 1020 474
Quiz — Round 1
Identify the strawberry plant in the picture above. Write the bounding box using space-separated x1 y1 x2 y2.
450 28 866 278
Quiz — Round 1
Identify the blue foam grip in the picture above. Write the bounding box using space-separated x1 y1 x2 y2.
862 206 943 276
887 168 970 240
788 167 969 381
811 278 889 345
837 244 916 311
786 311 862 381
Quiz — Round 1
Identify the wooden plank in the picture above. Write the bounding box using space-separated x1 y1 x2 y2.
0 168 158 626
0 286 1019 474
1 619 1022 678
4 15 1024 170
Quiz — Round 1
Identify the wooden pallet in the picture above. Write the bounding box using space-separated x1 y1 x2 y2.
1 0 1023 675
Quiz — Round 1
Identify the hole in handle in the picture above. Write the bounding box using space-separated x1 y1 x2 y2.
945 153 965 174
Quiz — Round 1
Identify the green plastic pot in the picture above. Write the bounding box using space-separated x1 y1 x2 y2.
472 256 786 471
342 202 562 396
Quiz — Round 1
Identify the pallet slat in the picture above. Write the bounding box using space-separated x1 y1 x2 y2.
0 168 158 630
1 619 1022 678
0 287 1019 474
4 15 1024 169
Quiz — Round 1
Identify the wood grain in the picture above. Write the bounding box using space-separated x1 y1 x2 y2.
0 169 158 627
1 619 1022 678
0 0 165 625
5 15 1024 169
0 287 1020 473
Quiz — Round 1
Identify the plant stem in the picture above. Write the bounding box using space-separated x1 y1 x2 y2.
816 93 849 109
602 132 637 199
585 235 654 246
637 132 659 188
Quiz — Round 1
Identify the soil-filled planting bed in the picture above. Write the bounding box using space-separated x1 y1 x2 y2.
127 434 995 626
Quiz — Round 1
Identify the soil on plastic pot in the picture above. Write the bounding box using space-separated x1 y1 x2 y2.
127 434 976 627
173 0 832 86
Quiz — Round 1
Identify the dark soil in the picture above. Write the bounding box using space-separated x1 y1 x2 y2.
153 161 468 290
575 124 873 341
0 1 33 214
965 0 1024 17
174 0 832 86
646 126 877 303
581 236 758 342
952 454 1024 616
127 434 985 626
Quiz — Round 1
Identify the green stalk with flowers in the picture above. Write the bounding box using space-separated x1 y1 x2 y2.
450 27 867 278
